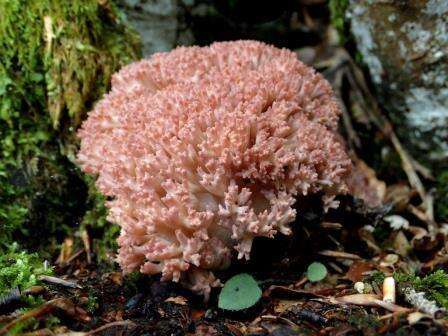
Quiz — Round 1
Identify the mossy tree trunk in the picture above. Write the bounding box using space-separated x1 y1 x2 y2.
0 0 141 249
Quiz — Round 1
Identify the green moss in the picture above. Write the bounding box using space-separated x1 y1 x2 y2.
395 270 448 309
0 243 52 296
366 270 386 286
0 0 141 248
329 0 349 44
86 288 99 313
6 318 39 336
436 171 448 221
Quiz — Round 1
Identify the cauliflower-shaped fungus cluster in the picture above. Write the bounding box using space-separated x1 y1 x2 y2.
77 40 351 297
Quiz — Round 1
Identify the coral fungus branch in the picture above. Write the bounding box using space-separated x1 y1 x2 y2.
77 40 351 297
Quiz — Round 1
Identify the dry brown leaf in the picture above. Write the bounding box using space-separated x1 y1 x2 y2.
273 300 299 314
407 311 429 325
346 159 386 208
345 261 374 282
385 184 413 211
394 231 412 257
109 272 123 286
191 309 205 320
165 296 188 305
56 238 74 265
380 254 399 267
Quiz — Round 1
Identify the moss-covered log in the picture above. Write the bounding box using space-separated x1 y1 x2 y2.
0 0 141 248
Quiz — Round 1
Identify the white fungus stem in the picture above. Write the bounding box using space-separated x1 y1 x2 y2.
382 276 396 303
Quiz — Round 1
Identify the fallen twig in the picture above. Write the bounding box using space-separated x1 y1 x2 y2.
81 229 92 264
0 299 54 335
21 328 54 336
39 275 81 289
320 222 343 230
330 294 410 313
85 320 136 335
267 285 327 299
318 250 362 260
260 315 299 328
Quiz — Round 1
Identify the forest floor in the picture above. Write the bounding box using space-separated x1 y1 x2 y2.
2 191 448 335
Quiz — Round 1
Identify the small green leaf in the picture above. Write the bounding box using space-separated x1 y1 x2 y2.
0 75 13 95
307 262 327 282
218 273 262 311
30 73 44 83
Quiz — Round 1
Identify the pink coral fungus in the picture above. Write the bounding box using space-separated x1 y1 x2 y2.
77 40 351 297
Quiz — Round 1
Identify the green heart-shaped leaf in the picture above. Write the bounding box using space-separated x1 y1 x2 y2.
218 273 262 311
307 262 327 282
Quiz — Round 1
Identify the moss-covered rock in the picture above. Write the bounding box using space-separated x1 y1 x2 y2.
331 0 448 220
0 0 141 248
396 270 448 310
118 0 194 56
343 1 448 166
